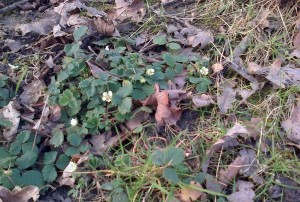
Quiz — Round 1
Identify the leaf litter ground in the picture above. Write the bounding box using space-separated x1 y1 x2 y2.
0 0 300 201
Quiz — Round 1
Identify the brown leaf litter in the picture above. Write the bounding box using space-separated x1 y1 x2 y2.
227 180 255 202
281 102 300 145
0 185 39 202
0 101 20 141
179 181 207 202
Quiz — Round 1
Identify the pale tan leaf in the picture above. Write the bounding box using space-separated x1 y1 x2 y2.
1 101 20 140
179 181 205 202
192 94 213 108
227 181 255 202
211 63 223 74
93 17 116 36
0 186 39 202
281 103 300 144
217 85 237 113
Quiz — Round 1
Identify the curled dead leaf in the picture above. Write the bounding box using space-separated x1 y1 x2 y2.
20 80 46 105
281 103 300 145
93 17 116 36
1 101 20 141
192 94 214 108
217 84 237 113
227 181 255 202
179 181 206 202
211 63 223 74
0 186 40 202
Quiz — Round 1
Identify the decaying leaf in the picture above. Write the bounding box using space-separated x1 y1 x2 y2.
202 123 251 172
16 10 60 36
0 186 40 202
293 32 300 47
211 63 223 74
4 39 23 52
1 101 20 141
291 48 300 58
20 80 46 105
217 84 237 113
179 181 206 202
187 30 213 49
125 107 151 130
90 131 119 155
142 84 183 126
192 94 214 108
247 59 300 88
110 0 146 23
227 180 255 202
93 17 116 36
281 103 300 144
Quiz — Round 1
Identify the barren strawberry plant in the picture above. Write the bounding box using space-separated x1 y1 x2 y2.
0 0 300 201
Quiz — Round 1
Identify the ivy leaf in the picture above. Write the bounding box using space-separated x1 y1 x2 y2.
21 170 44 187
16 150 38 169
42 165 57 183
151 150 165 166
164 148 185 166
73 26 88 41
43 151 58 164
164 53 176 68
59 89 73 106
167 42 181 50
153 36 167 45
163 168 180 184
56 154 70 170
118 97 132 114
49 128 64 148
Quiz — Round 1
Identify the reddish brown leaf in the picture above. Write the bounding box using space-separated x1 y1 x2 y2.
179 181 206 202
93 17 116 36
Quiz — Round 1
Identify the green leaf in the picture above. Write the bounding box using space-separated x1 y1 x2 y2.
0 117 13 128
151 150 165 166
21 143 38 154
50 128 64 148
195 172 206 184
56 154 70 170
118 97 132 114
0 147 14 168
67 128 82 147
42 165 57 183
196 83 208 93
67 100 81 116
163 168 180 184
113 192 129 202
164 53 176 67
73 26 88 41
117 84 133 98
44 151 58 164
20 170 44 187
9 141 22 155
16 131 31 143
167 42 181 50
189 77 202 84
65 147 79 156
16 150 38 169
59 89 73 106
164 148 185 166
153 36 167 45
0 168 20 189
165 67 176 80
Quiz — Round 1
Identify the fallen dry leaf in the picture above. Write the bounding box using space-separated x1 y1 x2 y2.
90 131 120 155
202 123 251 172
93 17 116 36
219 156 248 186
291 48 300 58
248 59 300 88
20 80 46 105
1 101 20 141
125 107 151 130
294 32 300 47
192 94 214 108
0 185 39 202
4 39 23 52
187 31 213 49
217 84 237 113
16 10 60 36
281 103 300 144
227 180 255 202
179 181 206 202
211 63 223 74
110 0 146 23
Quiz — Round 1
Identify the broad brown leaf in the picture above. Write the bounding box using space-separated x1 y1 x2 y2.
0 186 39 202
281 103 300 144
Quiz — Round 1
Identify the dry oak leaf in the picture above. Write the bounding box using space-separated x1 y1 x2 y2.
227 180 255 202
20 80 46 105
1 101 20 141
179 181 206 202
110 0 146 23
0 186 39 202
192 94 214 108
217 84 237 113
281 103 300 145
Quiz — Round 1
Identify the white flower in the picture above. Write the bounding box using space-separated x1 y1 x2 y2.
105 46 109 50
64 161 77 173
140 77 146 83
146 69 155 76
199 67 209 76
122 80 131 86
102 91 113 102
70 118 78 126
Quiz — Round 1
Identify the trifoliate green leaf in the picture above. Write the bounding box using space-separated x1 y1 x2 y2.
167 42 181 50
56 154 70 170
73 26 88 41
153 36 167 45
118 97 132 114
163 53 176 67
59 89 74 106
16 150 38 169
20 170 44 187
49 128 64 148
163 168 180 184
43 151 58 164
151 150 165 166
164 147 185 166
42 165 57 183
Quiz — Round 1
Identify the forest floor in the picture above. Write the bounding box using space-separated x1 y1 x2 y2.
0 0 300 201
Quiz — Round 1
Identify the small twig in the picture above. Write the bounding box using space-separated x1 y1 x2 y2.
0 0 29 14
